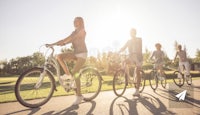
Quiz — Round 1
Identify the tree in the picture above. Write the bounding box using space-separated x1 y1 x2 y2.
194 49 200 62
32 52 45 66
174 40 178 51
0 60 7 75
143 48 151 63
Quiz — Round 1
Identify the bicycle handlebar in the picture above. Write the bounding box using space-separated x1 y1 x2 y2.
45 44 55 57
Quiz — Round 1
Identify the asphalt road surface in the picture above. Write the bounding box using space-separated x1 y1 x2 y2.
0 80 200 115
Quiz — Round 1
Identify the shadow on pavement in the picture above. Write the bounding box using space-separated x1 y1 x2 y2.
5 107 41 115
154 84 200 108
109 93 175 115
42 101 96 115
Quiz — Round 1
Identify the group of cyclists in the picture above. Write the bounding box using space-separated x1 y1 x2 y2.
46 16 191 105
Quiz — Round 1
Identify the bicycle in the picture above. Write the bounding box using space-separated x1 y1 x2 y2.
148 62 167 90
112 54 146 97
15 45 102 108
173 65 192 87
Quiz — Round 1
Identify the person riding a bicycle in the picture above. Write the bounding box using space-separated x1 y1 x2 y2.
173 44 190 78
118 28 143 96
46 17 87 105
149 43 165 80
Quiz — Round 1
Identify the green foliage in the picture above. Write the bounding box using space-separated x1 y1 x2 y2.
0 52 45 75
1 44 200 76
194 49 200 62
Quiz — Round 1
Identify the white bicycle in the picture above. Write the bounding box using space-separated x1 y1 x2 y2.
15 45 102 108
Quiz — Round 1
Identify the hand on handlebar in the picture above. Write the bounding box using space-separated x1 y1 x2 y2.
45 44 54 48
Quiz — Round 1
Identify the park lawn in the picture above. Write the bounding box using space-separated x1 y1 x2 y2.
0 74 200 103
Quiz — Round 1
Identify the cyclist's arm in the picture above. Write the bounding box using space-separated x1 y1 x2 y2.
173 52 178 62
62 29 85 45
49 37 70 46
119 41 128 53
48 33 74 47
162 51 165 60
149 51 155 61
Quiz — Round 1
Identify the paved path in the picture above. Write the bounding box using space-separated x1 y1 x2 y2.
0 80 200 115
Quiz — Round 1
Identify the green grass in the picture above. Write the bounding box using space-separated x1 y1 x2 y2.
0 73 200 103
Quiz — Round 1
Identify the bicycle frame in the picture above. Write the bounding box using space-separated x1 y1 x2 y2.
119 55 140 83
37 46 103 90
36 47 62 91
152 64 162 78
178 65 189 77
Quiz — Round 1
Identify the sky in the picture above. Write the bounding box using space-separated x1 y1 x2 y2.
0 0 200 61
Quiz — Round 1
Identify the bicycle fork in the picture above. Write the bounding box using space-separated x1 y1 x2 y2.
34 71 46 89
34 66 47 89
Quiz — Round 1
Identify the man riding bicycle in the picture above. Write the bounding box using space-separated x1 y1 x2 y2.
173 44 190 78
118 28 143 96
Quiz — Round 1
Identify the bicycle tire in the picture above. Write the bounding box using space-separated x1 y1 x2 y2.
186 74 192 85
134 70 146 93
161 73 167 89
113 69 127 97
173 71 184 87
15 67 55 108
79 67 102 101
149 71 158 90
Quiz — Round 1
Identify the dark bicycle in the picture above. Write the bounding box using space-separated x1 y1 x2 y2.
148 62 167 90
173 65 192 87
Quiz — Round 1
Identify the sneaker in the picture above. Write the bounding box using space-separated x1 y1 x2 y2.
72 96 84 105
71 80 77 89
133 89 140 96
60 74 73 92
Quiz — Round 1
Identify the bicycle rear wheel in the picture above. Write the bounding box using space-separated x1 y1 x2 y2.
79 68 102 101
186 74 192 85
173 71 184 87
149 71 158 90
15 67 55 108
113 69 127 96
161 73 167 89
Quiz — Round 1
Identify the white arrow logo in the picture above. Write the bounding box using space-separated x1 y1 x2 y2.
176 90 187 101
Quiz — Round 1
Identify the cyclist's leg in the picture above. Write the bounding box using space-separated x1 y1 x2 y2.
72 57 86 96
57 52 76 76
125 58 132 82
157 63 164 79
72 53 87 105
177 62 184 83
179 62 184 74
135 65 141 89
184 62 191 76
131 55 142 95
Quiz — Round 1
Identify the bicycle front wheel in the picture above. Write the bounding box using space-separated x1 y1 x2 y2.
134 70 146 93
113 69 127 96
161 73 167 89
149 71 158 90
15 67 55 108
79 68 102 101
173 71 184 87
